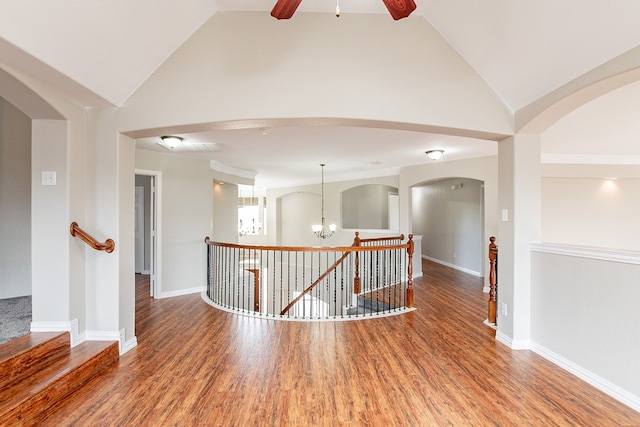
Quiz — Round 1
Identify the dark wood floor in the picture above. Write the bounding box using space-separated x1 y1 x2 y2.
41 260 640 426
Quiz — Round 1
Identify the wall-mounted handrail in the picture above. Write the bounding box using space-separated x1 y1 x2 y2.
70 222 115 253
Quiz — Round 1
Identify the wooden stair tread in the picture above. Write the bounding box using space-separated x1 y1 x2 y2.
0 339 119 426
0 332 70 390
0 332 67 362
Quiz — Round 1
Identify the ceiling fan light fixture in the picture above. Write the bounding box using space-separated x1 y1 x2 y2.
160 135 183 149
426 149 444 160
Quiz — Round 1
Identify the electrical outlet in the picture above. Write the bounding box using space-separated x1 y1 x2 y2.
501 303 508 316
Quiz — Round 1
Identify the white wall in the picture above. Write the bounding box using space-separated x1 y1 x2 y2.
412 178 484 275
530 247 640 410
212 181 238 244
0 98 31 298
31 119 73 330
135 149 214 296
542 177 640 250
269 175 400 248
119 12 512 138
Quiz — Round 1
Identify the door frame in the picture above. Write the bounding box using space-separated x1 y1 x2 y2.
135 168 162 298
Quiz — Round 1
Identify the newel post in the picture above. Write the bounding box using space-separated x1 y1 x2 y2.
406 234 414 308
488 236 498 324
353 232 361 294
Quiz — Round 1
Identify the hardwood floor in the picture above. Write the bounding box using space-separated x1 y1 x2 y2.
41 260 640 426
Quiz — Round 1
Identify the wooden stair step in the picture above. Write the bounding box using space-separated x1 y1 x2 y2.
0 337 119 426
0 332 70 390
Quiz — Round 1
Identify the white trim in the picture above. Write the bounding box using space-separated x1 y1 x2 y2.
119 328 137 354
85 328 137 355
495 331 530 350
30 319 83 347
143 269 152 275
530 242 640 265
531 341 640 413
483 319 496 330
542 153 640 165
158 286 206 299
422 255 482 277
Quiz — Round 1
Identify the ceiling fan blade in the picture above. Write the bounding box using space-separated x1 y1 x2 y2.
271 0 303 20
381 0 417 20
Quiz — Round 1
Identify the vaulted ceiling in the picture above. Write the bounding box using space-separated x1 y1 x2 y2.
2 1 639 186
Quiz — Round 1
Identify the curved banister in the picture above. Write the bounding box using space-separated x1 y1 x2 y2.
205 233 414 317
203 238 408 254
70 222 115 253
205 232 414 319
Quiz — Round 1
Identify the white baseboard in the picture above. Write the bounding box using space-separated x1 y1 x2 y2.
495 331 530 350
31 319 83 347
86 328 137 355
158 286 206 299
31 321 136 355
422 255 481 277
531 341 640 413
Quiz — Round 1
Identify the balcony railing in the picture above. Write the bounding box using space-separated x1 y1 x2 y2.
204 233 414 320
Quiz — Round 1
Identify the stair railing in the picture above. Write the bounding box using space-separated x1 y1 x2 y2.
204 233 413 320
488 236 498 324
280 232 406 315
70 222 115 253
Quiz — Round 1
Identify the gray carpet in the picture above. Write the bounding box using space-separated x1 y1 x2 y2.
0 296 32 345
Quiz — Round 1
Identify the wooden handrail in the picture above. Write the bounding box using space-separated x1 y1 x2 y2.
488 236 498 324
357 233 405 244
70 222 115 253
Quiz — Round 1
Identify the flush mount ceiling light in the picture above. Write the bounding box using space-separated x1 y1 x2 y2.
426 149 444 160
160 135 183 149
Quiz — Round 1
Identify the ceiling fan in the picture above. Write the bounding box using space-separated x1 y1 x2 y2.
271 0 416 21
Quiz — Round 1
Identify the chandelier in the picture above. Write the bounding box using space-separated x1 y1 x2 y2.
312 164 336 239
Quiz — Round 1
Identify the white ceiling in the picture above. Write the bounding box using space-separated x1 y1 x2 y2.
136 125 499 188
2 1 640 186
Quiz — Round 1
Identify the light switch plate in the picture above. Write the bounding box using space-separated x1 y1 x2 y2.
42 171 57 186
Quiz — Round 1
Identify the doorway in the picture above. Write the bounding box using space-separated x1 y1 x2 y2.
135 169 162 297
